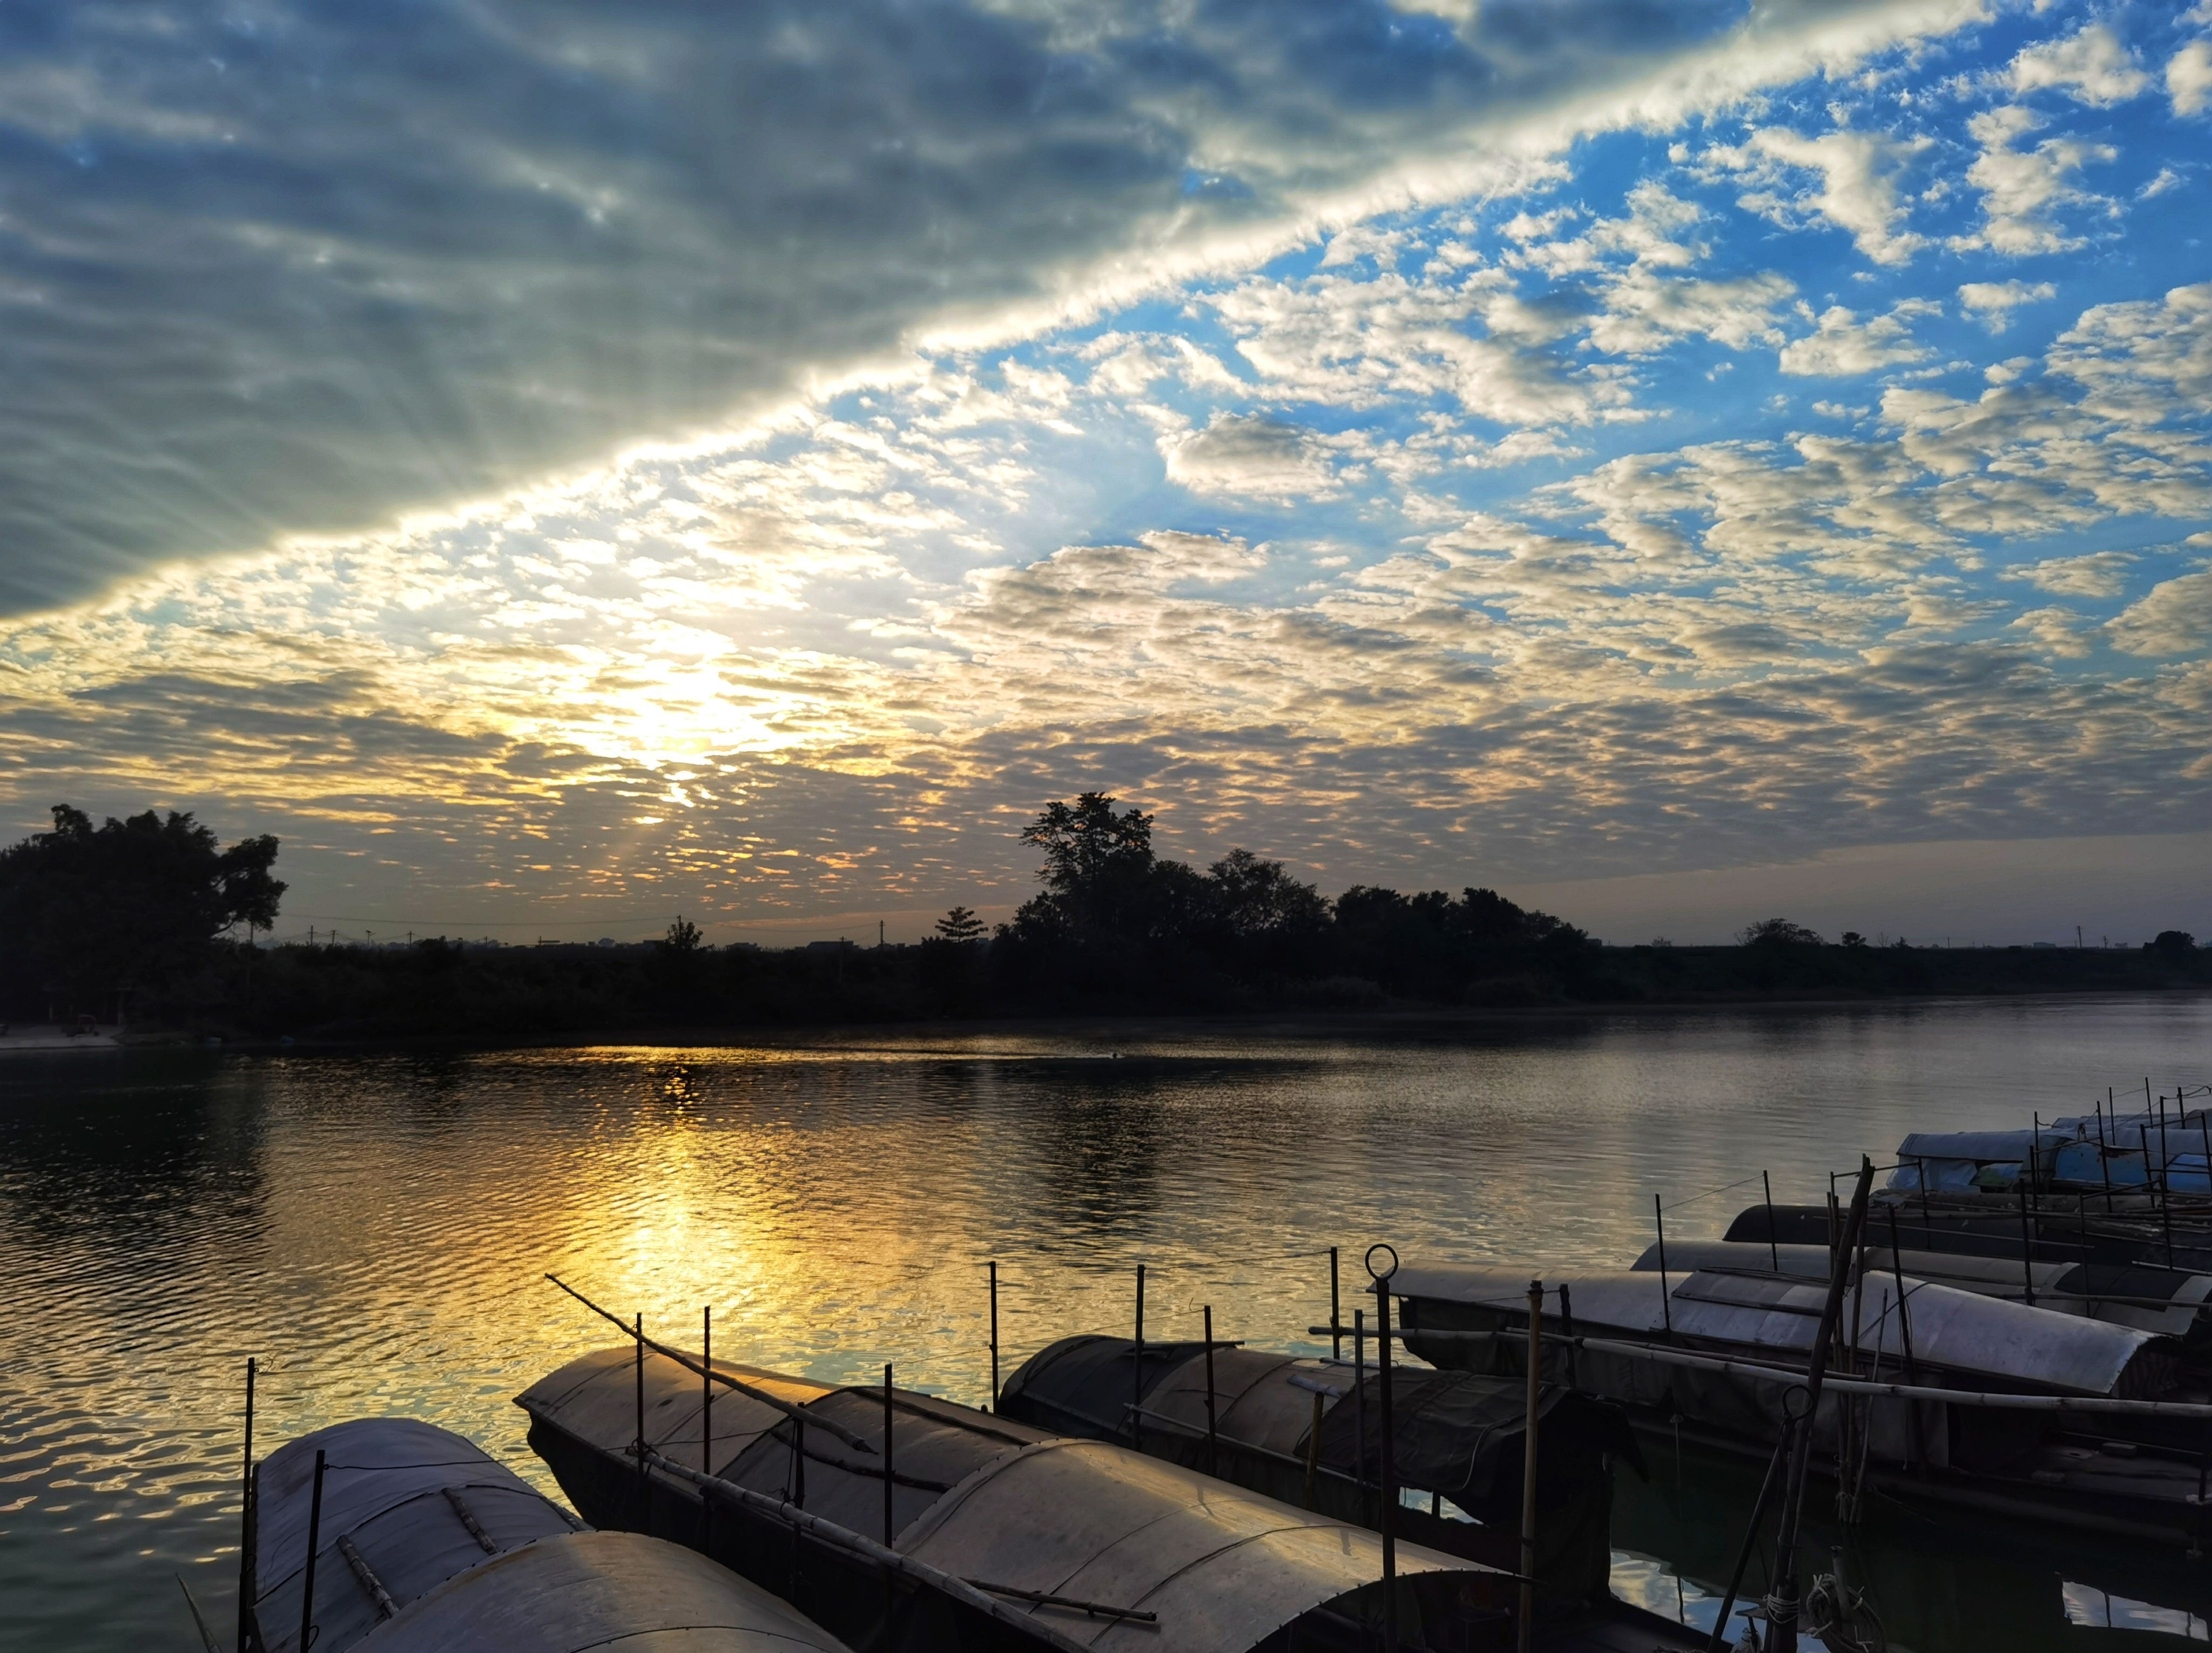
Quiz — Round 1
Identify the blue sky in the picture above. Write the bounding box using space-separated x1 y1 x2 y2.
1 0 2207 943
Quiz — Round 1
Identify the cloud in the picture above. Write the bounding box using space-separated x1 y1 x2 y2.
0 0 2000 616
1163 415 1344 501
2171 40 2212 118
1697 127 1933 265
1778 301 1938 376
2000 550 2133 597
1958 279 2057 332
2107 570 2212 655
2008 22 2149 107
1952 104 2117 254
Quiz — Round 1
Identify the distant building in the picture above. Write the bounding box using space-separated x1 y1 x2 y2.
805 938 857 954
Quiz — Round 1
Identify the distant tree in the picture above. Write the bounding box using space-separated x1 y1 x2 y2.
934 906 986 944
2150 930 2197 960
1011 792 1168 943
659 916 704 954
1840 931 1867 949
0 805 284 1014
1738 917 1824 947
1205 849 1328 940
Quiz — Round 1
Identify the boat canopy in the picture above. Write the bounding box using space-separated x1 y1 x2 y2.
1390 1264 2176 1398
367 1531 849 1653
999 1333 1641 1505
252 1417 847 1653
520 1346 1509 1652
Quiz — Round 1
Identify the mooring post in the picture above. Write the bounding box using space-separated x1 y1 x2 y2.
1518 1279 1542 1653
1202 1305 1219 1477
988 1260 1001 1412
1560 1282 1577 1390
634 1313 649 1527
1352 1307 1368 1515
1368 1245 1400 1653
702 1308 713 1476
236 1358 256 1653
1763 1171 1779 1271
1330 1247 1341 1361
882 1364 895 1548
1131 1263 1146 1451
299 1449 327 1653
1654 1194 1673 1341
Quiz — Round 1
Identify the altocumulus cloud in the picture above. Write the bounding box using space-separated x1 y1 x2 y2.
3 0 2211 938
0 0 1963 611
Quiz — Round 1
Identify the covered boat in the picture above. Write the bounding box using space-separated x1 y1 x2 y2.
248 1416 849 1653
995 1334 1641 1609
519 1343 1519 1652
1387 1262 2212 1547
1631 1239 2212 1342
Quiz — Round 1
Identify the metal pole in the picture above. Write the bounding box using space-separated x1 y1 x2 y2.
2017 1182 2036 1307
882 1364 895 1548
988 1261 1000 1412
237 1358 255 1653
1353 1307 1367 1516
298 1450 326 1653
1202 1305 1219 1477
1330 1248 1341 1362
1764 1171 1779 1271
635 1313 649 1527
702 1306 713 1551
1655 1194 1673 1340
1518 1279 1543 1653
1131 1264 1145 1451
1560 1283 1578 1391
2099 1097 2115 1215
1372 1256 1399 1653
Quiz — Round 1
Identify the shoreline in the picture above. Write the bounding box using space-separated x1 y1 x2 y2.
32 982 2209 1061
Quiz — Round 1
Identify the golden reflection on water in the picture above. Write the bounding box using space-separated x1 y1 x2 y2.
3 998 2211 1653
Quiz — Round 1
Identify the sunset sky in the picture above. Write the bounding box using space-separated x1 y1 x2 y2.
2 0 2207 944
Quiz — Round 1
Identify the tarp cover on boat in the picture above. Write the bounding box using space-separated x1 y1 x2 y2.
365 1530 851 1653
520 1346 1508 1652
999 1333 1641 1503
253 1418 582 1653
252 1417 849 1653
1387 1265 2176 1398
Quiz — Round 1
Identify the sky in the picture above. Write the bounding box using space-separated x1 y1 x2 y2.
1 0 2208 946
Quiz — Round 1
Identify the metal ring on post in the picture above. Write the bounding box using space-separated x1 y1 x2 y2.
1781 1383 1815 1425
1364 1243 1399 1284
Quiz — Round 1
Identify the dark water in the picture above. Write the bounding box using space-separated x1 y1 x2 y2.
3 995 2209 1651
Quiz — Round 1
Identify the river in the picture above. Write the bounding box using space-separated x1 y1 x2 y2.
3 993 2209 1650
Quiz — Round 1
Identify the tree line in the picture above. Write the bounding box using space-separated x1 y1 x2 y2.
1 794 2202 1038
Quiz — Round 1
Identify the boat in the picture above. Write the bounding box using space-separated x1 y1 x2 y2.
517 1339 1524 1652
1631 1238 2212 1342
244 1416 850 1653
995 1333 1708 1652
1384 1260 2212 1550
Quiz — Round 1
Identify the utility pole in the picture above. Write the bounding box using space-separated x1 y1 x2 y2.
2078 926 2084 949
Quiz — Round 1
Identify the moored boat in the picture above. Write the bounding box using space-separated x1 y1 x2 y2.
246 1416 850 1653
518 1339 1523 1652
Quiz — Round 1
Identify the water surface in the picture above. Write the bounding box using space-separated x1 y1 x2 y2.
3 995 2208 1650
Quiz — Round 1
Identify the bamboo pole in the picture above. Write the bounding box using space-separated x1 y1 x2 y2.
1372 1253 1399 1653
1769 1158 1873 1653
1516 1279 1542 1653
988 1262 1000 1413
1202 1306 1219 1477
1131 1264 1146 1452
298 1450 326 1653
236 1358 255 1653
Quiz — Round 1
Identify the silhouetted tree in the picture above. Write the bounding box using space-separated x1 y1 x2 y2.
1738 917 1824 947
0 805 283 1017
934 906 986 943
2151 930 2197 960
